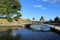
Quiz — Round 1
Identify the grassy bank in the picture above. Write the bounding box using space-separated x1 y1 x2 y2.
0 18 31 31
0 18 30 25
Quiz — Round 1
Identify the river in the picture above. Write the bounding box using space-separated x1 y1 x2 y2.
12 25 60 40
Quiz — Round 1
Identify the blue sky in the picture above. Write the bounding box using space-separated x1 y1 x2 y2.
19 0 60 21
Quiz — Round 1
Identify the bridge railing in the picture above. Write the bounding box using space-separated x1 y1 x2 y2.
45 23 60 26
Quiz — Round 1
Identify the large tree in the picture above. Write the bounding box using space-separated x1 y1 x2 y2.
40 16 44 21
32 17 35 20
54 17 60 23
0 0 22 22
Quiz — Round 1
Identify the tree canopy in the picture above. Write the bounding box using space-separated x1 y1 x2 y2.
54 17 60 23
0 0 22 22
40 16 44 21
32 17 35 20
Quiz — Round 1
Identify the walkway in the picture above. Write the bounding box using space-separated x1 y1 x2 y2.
44 24 60 31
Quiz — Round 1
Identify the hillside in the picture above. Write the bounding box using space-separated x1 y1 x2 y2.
0 18 31 26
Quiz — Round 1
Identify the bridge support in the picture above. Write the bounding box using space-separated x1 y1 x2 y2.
50 27 60 35
25 24 31 28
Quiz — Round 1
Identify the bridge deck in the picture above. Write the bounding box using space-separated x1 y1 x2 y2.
44 24 60 31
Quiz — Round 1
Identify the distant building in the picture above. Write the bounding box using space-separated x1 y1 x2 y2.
32 19 36 23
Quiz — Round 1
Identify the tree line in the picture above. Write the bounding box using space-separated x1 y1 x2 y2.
32 16 60 23
49 17 60 23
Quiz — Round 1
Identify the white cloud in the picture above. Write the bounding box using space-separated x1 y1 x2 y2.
51 0 60 7
42 0 60 7
36 0 60 8
34 5 46 9
51 0 60 4
34 5 42 7
42 0 60 3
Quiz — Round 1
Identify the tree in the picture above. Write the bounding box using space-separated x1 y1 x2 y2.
0 0 22 22
40 16 44 20
26 18 31 21
54 17 60 23
40 16 44 21
32 17 35 20
39 16 44 23
49 19 53 22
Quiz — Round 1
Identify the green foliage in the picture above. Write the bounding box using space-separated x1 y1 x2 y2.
49 19 52 21
32 17 35 20
49 19 53 22
14 12 22 21
7 16 12 22
0 0 22 22
54 17 60 23
40 16 44 20
26 18 31 21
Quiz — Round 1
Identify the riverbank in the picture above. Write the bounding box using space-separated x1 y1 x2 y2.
0 18 31 31
0 18 30 25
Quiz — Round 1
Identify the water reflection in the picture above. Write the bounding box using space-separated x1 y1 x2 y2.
0 29 21 40
31 26 50 32
0 26 60 40
12 26 60 40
